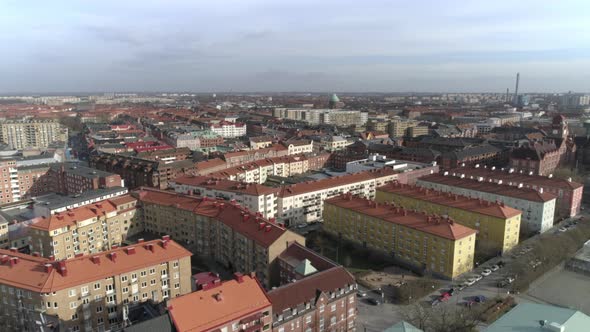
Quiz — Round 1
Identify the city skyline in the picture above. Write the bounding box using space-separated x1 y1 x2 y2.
1 0 589 93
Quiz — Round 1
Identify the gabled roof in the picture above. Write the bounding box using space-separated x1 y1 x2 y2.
266 266 355 314
31 199 119 232
0 239 191 293
167 275 271 332
325 195 477 241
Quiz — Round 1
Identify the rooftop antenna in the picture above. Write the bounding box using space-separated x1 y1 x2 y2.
513 72 520 105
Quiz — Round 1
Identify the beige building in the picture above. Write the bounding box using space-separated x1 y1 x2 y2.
388 118 419 137
0 119 68 150
0 239 192 332
321 136 352 152
29 195 141 260
137 188 305 287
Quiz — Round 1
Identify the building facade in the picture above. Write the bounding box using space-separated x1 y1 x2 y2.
0 119 67 150
0 239 192 332
324 195 477 279
417 174 556 235
376 183 521 254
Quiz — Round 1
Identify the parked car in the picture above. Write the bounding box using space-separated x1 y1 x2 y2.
491 264 499 271
367 298 381 305
458 284 467 291
473 275 483 282
465 278 476 286
439 293 451 302
474 295 486 303
357 290 367 297
481 269 492 277
497 261 505 268
559 227 568 232
431 298 440 307
506 276 515 284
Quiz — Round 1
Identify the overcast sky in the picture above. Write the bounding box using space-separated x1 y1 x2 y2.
1 0 589 93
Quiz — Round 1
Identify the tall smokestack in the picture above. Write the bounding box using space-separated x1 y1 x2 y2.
513 72 520 105
506 88 510 103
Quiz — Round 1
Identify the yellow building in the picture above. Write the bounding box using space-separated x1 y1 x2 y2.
323 194 477 279
376 183 521 254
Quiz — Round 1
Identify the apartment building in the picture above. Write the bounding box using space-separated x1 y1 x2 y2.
136 188 305 287
32 186 129 217
281 140 314 155
210 121 247 138
277 168 398 225
320 136 352 152
451 166 583 218
170 175 280 219
223 144 288 168
0 119 68 149
29 194 140 259
376 183 521 254
267 266 357 332
0 239 192 332
388 119 419 137
417 174 556 235
250 136 274 150
0 159 19 204
167 273 272 332
323 195 477 279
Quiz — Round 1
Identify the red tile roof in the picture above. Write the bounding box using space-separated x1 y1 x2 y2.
377 182 521 219
447 167 583 190
266 266 355 313
0 239 191 293
418 174 557 202
168 274 271 332
30 200 119 232
325 195 477 241
134 188 295 248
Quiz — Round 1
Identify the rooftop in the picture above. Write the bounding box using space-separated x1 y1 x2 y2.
172 175 280 196
417 174 556 203
167 274 271 332
377 182 521 219
0 239 191 293
279 168 397 197
325 194 478 241
266 266 355 314
447 166 583 190
134 188 297 248
485 302 590 332
32 186 128 211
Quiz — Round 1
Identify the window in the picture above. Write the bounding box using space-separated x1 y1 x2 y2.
96 306 103 313
149 268 156 275
81 286 89 296
121 275 128 282
150 279 156 286
70 301 77 309
173 261 179 268
131 273 137 281
94 282 101 290
72 313 79 320
305 315 312 324
331 304 336 312
97 317 104 325
319 304 325 313
141 282 147 288
69 289 76 297
122 287 129 293
140 271 147 277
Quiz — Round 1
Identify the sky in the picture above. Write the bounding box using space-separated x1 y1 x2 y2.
1 0 589 93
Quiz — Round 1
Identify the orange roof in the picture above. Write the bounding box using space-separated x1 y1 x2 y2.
134 188 294 248
30 200 118 232
418 174 557 202
108 194 138 206
0 239 191 293
325 195 477 241
168 275 271 332
447 167 583 190
378 182 521 219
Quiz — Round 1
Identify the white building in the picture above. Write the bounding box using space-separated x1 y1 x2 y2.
416 174 556 234
169 176 279 219
210 121 247 138
277 169 398 225
321 136 352 152
282 140 314 155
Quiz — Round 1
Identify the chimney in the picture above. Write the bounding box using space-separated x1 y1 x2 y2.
265 225 272 232
58 260 67 276
75 253 83 258
110 252 118 262
259 222 265 230
539 188 544 194
44 263 53 273
49 255 55 261
234 272 244 283
91 256 101 265
9 248 17 253
146 244 155 253
214 293 223 302
112 245 119 250
161 240 169 249
162 235 170 241
137 238 145 244
9 257 19 267
32 252 40 257
126 247 136 255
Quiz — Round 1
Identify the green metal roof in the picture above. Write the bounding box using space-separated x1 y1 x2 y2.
294 259 317 276
383 321 423 332
330 93 340 103
485 302 590 332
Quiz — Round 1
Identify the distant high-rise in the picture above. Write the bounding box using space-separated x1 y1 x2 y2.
513 72 520 105
0 119 67 150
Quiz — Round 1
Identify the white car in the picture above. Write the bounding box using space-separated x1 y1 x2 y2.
465 278 476 286
559 227 567 232
491 265 499 271
481 269 492 277
473 275 483 282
